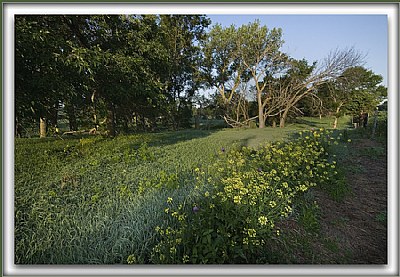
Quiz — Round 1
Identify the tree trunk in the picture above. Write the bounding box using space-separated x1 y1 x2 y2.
39 117 47 138
15 117 22 137
279 109 289 128
333 117 338 129
371 108 378 138
66 105 78 131
195 115 200 129
123 116 130 133
279 117 285 128
256 89 266 129
258 104 265 129
141 115 146 131
49 102 59 130
333 106 341 129
272 119 276 128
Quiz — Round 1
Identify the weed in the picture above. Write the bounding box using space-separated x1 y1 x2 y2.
323 237 340 253
346 164 366 174
332 216 350 227
358 147 386 160
318 163 351 202
375 211 387 224
297 199 321 234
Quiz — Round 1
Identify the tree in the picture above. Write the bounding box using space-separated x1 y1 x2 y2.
16 15 213 136
203 21 284 128
221 83 254 128
273 58 316 128
271 47 365 128
15 15 75 137
159 15 211 129
202 24 243 107
236 20 285 128
63 15 168 136
202 23 258 128
319 66 387 128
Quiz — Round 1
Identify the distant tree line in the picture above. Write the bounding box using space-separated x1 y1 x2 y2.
15 15 387 137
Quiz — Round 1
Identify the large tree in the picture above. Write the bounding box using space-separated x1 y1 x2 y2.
202 24 243 107
318 66 387 128
159 15 211 129
15 15 76 137
265 47 365 128
203 21 284 128
236 20 285 128
16 15 214 136
63 15 169 136
202 23 249 127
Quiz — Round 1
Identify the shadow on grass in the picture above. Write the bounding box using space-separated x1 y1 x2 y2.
293 118 320 127
235 135 257 148
146 129 220 147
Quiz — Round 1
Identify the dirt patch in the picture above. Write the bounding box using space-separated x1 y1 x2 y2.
315 138 387 264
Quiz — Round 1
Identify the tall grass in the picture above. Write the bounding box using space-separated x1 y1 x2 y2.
14 118 352 264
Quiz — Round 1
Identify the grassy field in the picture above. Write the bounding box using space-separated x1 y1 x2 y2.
14 115 387 264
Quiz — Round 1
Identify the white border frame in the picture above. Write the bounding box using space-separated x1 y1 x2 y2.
3 2 399 276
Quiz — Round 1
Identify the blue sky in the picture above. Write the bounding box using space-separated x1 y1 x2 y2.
207 14 388 86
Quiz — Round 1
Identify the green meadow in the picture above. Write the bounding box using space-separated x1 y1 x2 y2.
14 116 386 264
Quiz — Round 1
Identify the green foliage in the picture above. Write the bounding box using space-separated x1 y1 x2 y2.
15 15 75 135
150 128 348 264
323 238 340 253
15 15 211 137
317 66 386 124
349 111 387 143
321 169 350 202
340 67 386 114
297 199 321 234
202 20 285 128
15 15 386 137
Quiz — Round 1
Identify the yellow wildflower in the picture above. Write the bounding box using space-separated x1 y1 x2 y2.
182 255 189 263
258 216 268 226
247 229 257 238
233 195 241 204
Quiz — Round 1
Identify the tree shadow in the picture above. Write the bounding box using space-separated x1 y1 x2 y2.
293 118 319 127
146 129 220 148
235 135 258 148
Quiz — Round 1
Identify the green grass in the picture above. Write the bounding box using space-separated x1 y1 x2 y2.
13 115 359 264
16 128 296 264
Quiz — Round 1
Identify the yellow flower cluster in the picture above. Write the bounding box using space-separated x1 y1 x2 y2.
151 128 346 264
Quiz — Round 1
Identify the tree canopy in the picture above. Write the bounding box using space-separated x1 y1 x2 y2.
15 15 386 137
317 66 387 128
